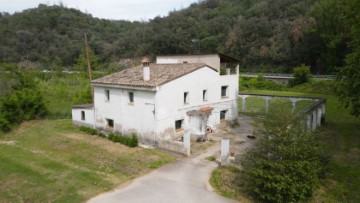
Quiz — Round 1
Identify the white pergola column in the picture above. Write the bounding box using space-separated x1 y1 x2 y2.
317 108 322 126
290 98 298 113
265 97 271 113
307 114 312 131
241 96 248 112
312 110 317 131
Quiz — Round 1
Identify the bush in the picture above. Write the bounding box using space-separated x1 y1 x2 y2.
0 115 11 132
241 102 326 202
240 76 287 91
79 126 98 135
0 88 47 132
289 64 312 87
107 133 138 147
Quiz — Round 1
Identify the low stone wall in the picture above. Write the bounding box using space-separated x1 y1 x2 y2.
157 132 190 156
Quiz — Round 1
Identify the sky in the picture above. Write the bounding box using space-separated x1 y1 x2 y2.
0 0 199 21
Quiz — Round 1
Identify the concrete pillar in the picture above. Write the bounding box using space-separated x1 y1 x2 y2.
265 97 270 113
317 108 322 127
312 110 317 131
236 64 239 75
242 96 247 112
321 103 326 124
306 114 311 131
221 138 230 166
183 130 191 156
290 98 298 113
226 68 231 75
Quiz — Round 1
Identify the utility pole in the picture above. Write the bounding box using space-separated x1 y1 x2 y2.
84 33 94 102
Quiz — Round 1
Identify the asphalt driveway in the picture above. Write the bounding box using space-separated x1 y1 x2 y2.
88 142 237 203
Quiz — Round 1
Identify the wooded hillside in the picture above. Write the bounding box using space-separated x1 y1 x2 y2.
0 0 358 73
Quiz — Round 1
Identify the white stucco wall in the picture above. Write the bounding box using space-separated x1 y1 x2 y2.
156 54 221 71
72 107 95 128
92 85 156 143
154 66 238 140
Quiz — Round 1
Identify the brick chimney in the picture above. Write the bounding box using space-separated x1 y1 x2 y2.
142 57 150 81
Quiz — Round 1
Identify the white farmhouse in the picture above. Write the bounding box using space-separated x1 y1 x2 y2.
72 54 239 153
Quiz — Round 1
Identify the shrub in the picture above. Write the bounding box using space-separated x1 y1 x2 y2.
107 133 138 147
241 102 326 202
0 115 11 132
239 76 287 91
79 126 97 135
0 88 47 132
289 64 312 87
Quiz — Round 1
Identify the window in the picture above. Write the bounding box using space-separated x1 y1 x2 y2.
81 111 85 121
203 90 208 101
184 92 189 104
175 119 183 131
129 92 134 104
220 110 227 122
106 119 114 129
221 86 228 98
105 90 110 101
183 61 188 64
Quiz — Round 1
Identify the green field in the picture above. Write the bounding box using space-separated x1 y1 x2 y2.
241 90 360 202
0 119 174 202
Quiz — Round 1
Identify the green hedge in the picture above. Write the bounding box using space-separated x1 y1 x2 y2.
79 126 106 138
108 133 138 147
79 126 138 147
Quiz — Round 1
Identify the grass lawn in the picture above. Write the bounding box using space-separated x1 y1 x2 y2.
0 119 174 202
241 90 360 202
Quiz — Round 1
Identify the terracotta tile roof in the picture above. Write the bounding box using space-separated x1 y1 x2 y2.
92 63 217 88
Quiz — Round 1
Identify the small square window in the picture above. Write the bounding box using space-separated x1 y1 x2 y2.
221 86 228 98
105 90 110 101
220 110 227 122
184 92 189 104
175 119 183 131
81 111 85 121
129 92 134 104
203 90 208 101
106 119 114 129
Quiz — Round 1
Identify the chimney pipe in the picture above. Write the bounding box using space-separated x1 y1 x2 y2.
142 57 150 81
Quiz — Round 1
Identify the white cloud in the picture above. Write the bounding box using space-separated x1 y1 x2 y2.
0 0 198 21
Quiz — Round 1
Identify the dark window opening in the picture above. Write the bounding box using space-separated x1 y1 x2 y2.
129 92 134 103
105 90 110 101
175 119 183 131
81 111 85 121
220 110 227 122
106 119 114 129
184 92 189 104
221 86 228 97
203 90 207 101
183 61 188 64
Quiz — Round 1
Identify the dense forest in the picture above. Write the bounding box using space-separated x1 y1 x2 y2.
0 0 358 74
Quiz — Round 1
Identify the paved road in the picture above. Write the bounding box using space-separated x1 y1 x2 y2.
88 143 237 203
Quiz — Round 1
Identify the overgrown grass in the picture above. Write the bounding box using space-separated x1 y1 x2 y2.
240 90 360 202
0 119 174 202
210 166 252 202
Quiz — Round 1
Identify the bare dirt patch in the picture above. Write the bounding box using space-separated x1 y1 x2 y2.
0 140 17 146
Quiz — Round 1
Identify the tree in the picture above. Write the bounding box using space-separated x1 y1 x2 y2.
73 48 101 72
241 102 326 202
334 0 360 117
289 64 311 87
